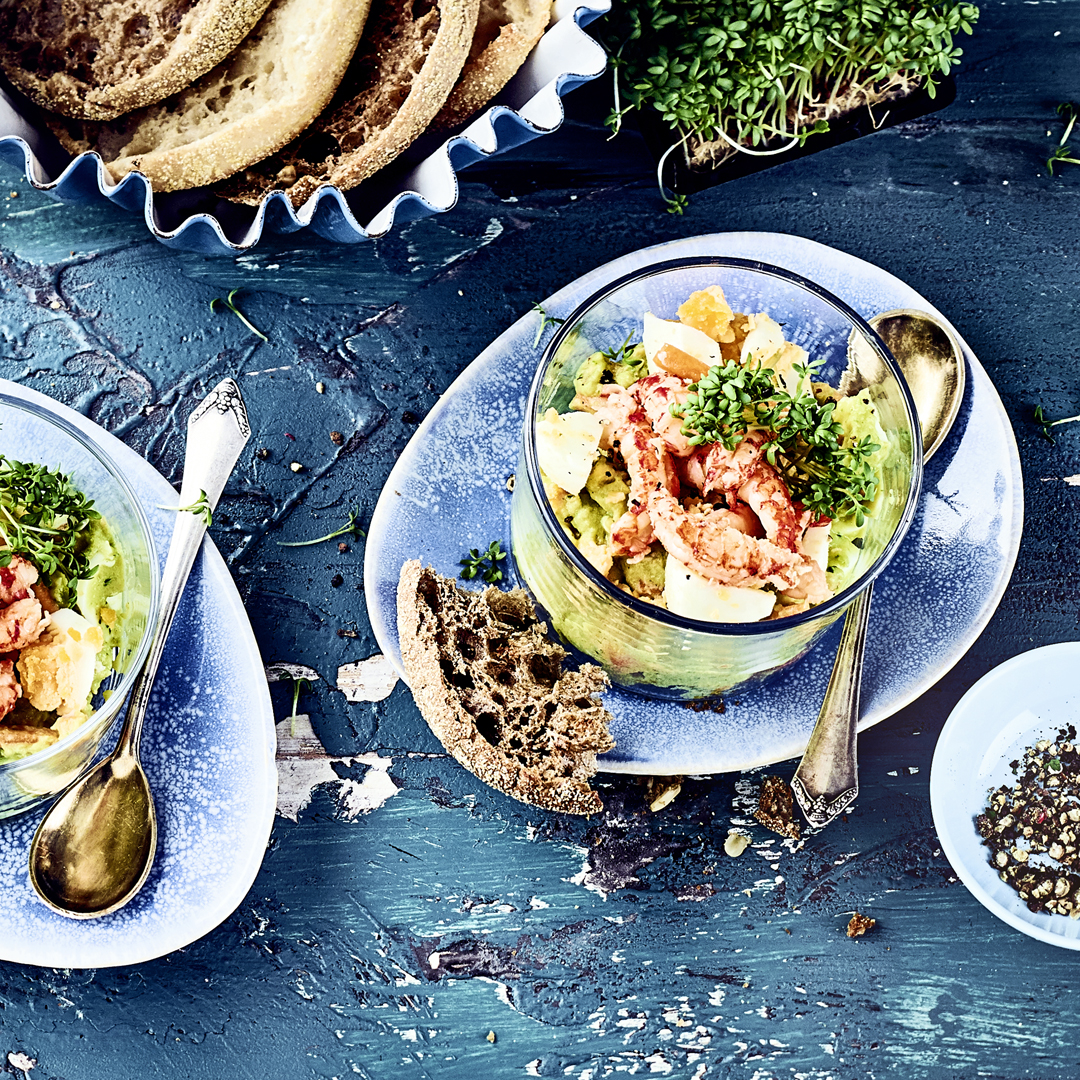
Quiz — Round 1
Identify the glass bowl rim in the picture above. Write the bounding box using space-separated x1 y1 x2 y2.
521 254 924 636
0 390 161 775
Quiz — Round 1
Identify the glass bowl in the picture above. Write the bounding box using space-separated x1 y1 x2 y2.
0 393 159 817
511 256 922 699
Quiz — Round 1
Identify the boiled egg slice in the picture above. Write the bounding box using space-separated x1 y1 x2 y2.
643 312 721 380
740 313 809 395
46 607 104 714
535 407 604 495
664 555 776 622
798 522 831 572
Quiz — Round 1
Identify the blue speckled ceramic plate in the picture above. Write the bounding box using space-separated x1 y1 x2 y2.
0 381 275 969
365 232 1023 775
931 643 1080 949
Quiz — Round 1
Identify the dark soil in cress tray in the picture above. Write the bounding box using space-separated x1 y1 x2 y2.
638 75 957 196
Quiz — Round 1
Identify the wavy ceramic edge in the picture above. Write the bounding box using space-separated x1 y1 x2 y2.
0 0 609 254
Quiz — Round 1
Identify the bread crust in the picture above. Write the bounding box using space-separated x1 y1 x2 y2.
216 0 480 207
48 0 372 193
433 0 550 132
397 560 614 815
0 0 273 121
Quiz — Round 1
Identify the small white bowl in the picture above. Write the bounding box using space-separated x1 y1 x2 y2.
931 641 1080 948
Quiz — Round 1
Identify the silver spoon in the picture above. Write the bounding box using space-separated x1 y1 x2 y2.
790 310 965 828
28 378 251 918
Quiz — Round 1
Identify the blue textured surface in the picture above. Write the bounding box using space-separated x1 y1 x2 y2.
0 1 1078 1076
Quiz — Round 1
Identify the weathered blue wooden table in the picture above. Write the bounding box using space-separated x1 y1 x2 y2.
0 2 1077 1076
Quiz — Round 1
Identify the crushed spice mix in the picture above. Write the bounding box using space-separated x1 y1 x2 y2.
976 724 1080 917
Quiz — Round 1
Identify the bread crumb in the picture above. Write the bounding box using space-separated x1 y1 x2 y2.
486 1031 496 1044
647 775 683 812
754 775 801 839
724 830 750 857
847 912 876 937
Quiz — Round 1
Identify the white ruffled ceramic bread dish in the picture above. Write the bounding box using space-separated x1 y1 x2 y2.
0 0 608 255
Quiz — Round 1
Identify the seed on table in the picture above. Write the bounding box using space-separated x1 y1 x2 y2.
290 462 303 472
724 830 750 857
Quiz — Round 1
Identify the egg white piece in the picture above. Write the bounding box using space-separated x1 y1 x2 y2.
45 608 101 709
535 407 604 494
798 522 831 572
664 555 776 623
643 312 722 375
740 313 809 395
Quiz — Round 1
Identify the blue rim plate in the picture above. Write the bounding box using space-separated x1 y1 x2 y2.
0 381 276 968
931 642 1080 949
364 232 1023 776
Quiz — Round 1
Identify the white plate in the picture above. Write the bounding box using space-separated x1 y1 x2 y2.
364 232 1024 775
931 642 1080 948
0 381 276 969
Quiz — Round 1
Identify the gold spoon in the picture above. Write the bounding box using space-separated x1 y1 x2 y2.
28 378 251 918
790 310 965 828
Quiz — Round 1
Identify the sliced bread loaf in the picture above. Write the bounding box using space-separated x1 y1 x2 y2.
216 0 479 207
49 0 372 193
432 0 550 132
397 560 614 815
0 0 273 121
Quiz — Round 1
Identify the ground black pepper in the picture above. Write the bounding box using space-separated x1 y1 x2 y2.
976 724 1080 917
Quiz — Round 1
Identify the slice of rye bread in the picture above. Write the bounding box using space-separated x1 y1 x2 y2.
215 0 479 207
0 0 273 121
397 560 615 815
48 0 372 193
431 0 550 132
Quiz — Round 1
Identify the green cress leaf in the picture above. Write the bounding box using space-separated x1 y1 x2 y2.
459 540 507 584
599 0 980 183
670 362 880 522
0 456 100 605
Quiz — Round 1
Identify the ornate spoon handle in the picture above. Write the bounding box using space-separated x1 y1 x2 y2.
117 378 251 760
790 583 873 828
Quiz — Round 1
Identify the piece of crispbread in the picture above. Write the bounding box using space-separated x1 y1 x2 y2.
0 0 273 121
216 0 479 207
397 560 614 815
433 0 550 131
48 0 371 193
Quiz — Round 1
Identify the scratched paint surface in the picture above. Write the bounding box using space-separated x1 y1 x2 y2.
0 2 1079 1076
